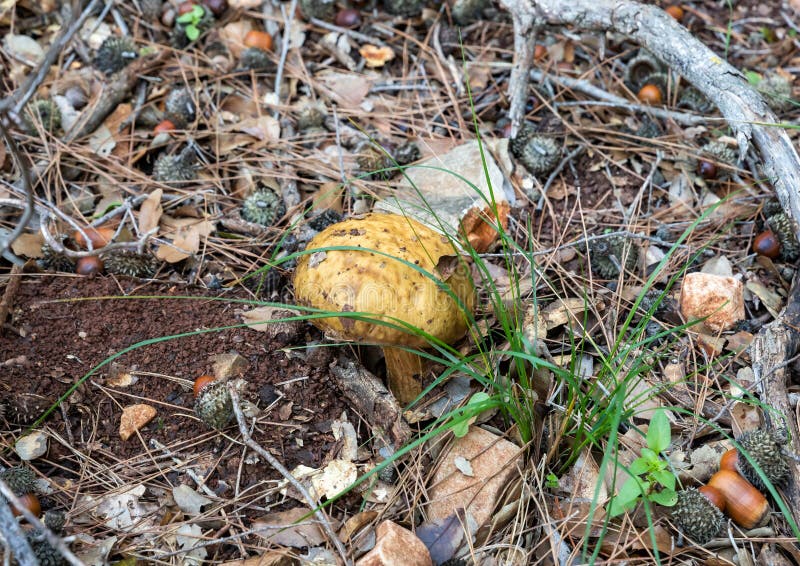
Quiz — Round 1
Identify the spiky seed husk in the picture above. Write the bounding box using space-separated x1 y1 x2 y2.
672 488 724 544
624 50 664 90
194 381 233 429
295 99 327 130
635 116 662 140
299 0 335 19
763 199 784 218
153 147 197 183
139 0 163 19
589 235 639 278
357 147 395 181
7 393 52 425
245 268 284 298
24 99 61 135
37 245 75 273
735 429 790 491
678 87 712 113
509 125 562 176
42 510 66 533
164 88 196 127
637 289 666 316
383 0 424 16
27 514 68 566
239 47 272 71
94 36 138 75
102 251 159 278
700 140 737 167
241 189 286 226
759 73 794 112
394 142 420 166
0 466 38 496
766 212 800 261
308 209 343 232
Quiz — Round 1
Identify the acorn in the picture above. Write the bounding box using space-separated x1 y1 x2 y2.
299 0 335 19
639 72 669 100
637 83 663 105
239 47 273 71
383 0 424 16
509 125 562 176
244 30 273 51
153 146 197 184
11 493 41 518
240 188 286 226
753 230 781 259
624 50 664 90
164 87 196 128
698 140 737 178
93 36 139 75
357 146 395 181
671 487 724 544
665 5 684 20
308 209 343 232
202 0 228 16
37 244 76 273
697 160 718 180
707 469 770 530
335 8 362 27
73 225 115 249
0 466 39 496
24 99 61 135
758 72 794 112
194 380 234 429
193 375 216 398
589 235 639 278
102 251 160 278
76 256 104 275
766 212 800 261
677 87 712 113
732 429 790 491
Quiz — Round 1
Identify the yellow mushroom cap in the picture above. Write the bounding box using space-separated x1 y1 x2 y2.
293 213 475 348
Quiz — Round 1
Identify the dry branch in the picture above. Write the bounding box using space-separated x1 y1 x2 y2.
498 0 800 525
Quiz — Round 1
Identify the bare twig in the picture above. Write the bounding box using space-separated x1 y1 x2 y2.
0 120 33 258
227 385 351 566
273 0 298 119
0 488 36 566
507 14 540 137
309 17 387 47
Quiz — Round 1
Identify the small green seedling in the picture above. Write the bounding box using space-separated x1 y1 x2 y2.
608 409 678 517
546 473 560 490
451 392 491 438
176 4 206 41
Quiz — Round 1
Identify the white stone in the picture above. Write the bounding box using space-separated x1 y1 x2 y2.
15 431 48 460
679 272 744 332
356 521 432 566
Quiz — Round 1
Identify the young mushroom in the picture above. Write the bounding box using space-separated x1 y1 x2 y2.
292 213 475 404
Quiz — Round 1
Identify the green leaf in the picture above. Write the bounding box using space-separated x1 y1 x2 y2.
545 473 559 489
186 25 200 41
627 457 650 476
176 12 195 24
651 469 676 490
646 409 671 454
745 70 762 86
639 447 659 465
608 478 649 517
648 488 678 507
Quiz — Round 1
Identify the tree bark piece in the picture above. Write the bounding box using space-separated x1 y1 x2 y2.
498 0 800 524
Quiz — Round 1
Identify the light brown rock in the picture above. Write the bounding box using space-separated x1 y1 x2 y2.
427 426 523 527
679 272 744 332
119 404 157 441
356 521 432 566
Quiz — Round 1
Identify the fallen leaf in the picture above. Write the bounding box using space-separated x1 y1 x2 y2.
317 71 370 108
453 456 474 477
417 509 468 565
11 233 44 257
173 485 214 515
3 34 43 64
139 189 163 234
310 459 357 500
254 507 327 547
234 115 281 141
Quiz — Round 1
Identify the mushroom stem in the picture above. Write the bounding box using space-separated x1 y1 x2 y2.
383 346 425 405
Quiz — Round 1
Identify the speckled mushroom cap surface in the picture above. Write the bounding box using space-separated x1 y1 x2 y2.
293 213 475 347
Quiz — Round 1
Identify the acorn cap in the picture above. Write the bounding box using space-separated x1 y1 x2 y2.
383 0 424 16
589 235 639 278
678 87 712 113
736 428 790 491
295 98 327 130
700 140 737 167
153 147 197 184
24 99 61 134
672 488 724 544
624 50 664 90
308 209 343 232
239 47 273 71
241 188 286 226
509 125 562 176
0 466 39 496
299 0 335 19
194 380 234 429
94 36 138 75
37 245 76 273
357 146 395 181
164 88 196 127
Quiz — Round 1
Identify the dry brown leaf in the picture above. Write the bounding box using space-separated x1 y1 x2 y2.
317 71 370 108
156 225 201 263
139 189 163 234
254 507 327 547
234 115 280 141
11 232 44 257
218 20 253 58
